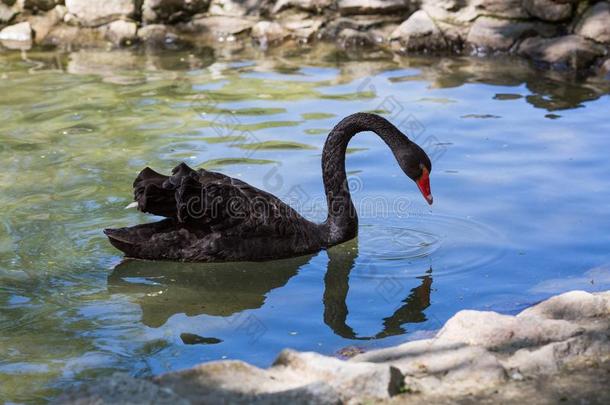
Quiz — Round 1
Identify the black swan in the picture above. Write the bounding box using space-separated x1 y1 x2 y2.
104 112 433 262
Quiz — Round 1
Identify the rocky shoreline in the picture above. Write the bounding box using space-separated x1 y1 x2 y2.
56 289 610 404
0 0 609 77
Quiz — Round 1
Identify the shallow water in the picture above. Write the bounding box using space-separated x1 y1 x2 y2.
1 45 610 402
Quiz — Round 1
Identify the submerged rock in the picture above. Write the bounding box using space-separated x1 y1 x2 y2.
518 34 606 70
575 2 610 44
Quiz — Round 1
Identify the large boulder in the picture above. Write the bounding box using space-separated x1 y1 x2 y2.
518 34 606 70
390 10 447 52
65 0 135 26
467 16 557 52
338 0 410 16
575 2 610 44
142 0 210 23
523 0 573 22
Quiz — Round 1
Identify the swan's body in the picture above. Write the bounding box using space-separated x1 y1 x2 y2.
105 113 433 262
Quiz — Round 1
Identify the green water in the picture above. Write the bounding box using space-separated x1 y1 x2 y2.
1 45 610 402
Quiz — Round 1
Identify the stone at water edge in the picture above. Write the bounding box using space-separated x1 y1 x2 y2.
518 35 606 70
26 5 65 43
102 19 138 46
390 9 448 52
251 21 289 46
575 2 610 44
0 21 32 41
466 17 558 52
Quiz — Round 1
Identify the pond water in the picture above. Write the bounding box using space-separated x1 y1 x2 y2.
1 44 610 403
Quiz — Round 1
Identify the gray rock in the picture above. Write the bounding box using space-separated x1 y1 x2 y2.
42 24 105 48
466 16 557 52
65 0 135 27
518 34 606 70
209 0 247 16
24 0 61 12
0 0 22 24
524 0 573 22
338 0 410 16
390 10 447 52
142 0 210 24
102 19 137 46
575 2 610 44
281 17 324 42
0 20 31 41
251 21 289 46
27 4 65 43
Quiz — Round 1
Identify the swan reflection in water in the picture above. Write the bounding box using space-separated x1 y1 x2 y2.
107 239 433 342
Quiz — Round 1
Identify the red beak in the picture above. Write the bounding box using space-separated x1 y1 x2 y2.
417 169 433 205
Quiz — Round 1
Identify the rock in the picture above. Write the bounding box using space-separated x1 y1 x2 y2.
209 0 247 16
251 21 288 46
337 27 376 47
518 290 610 320
273 0 333 14
338 0 410 16
523 0 573 22
65 0 135 27
390 9 447 52
42 24 105 48
575 2 610 44
0 21 32 41
423 0 529 24
137 23 177 44
466 16 557 52
190 15 255 38
282 16 324 42
0 0 23 24
24 0 61 12
102 19 137 46
518 35 606 70
27 5 65 43
142 0 210 24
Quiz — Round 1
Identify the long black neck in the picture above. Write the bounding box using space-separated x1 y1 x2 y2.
320 113 407 246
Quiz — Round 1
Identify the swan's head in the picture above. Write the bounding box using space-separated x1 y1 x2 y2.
395 141 433 205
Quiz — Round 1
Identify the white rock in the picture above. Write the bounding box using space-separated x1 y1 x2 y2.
575 2 610 44
102 19 137 46
0 21 32 41
65 0 135 27
251 21 288 46
0 0 23 24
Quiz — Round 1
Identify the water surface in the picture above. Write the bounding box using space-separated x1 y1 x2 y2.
1 45 610 402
